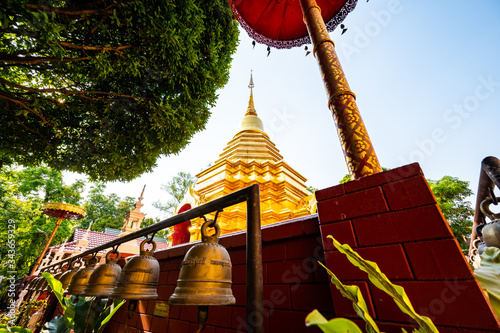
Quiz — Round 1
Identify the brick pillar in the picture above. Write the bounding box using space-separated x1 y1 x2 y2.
316 163 500 332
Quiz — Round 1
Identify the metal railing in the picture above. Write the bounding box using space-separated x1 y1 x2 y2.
469 156 500 258
40 184 264 333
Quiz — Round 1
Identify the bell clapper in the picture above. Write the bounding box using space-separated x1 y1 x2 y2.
128 300 138 319
197 306 208 333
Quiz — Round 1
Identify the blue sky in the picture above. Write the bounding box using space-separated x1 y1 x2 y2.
74 0 500 219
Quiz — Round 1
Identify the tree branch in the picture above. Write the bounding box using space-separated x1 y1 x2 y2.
58 42 134 52
1 56 92 64
0 91 88 144
4 100 49 142
25 3 113 17
0 78 154 101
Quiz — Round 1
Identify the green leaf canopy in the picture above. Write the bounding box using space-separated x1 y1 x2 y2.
0 0 239 181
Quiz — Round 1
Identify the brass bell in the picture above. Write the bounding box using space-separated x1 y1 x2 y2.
81 250 121 298
64 256 98 296
58 260 81 290
169 220 235 306
110 239 159 300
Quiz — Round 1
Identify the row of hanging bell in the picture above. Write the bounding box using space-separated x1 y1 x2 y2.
64 256 99 296
32 217 235 332
63 239 159 301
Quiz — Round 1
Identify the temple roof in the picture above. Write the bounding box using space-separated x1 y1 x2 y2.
48 228 168 254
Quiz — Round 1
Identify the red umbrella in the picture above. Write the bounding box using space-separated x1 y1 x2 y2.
230 0 357 49
228 0 382 179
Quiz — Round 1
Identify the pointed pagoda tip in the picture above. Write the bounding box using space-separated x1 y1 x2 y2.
246 71 257 116
248 70 254 89
138 184 146 203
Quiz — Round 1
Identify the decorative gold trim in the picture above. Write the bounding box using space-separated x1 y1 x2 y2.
303 4 321 19
41 202 86 219
313 38 335 57
328 90 357 107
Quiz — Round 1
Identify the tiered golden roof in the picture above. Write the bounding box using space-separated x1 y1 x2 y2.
172 74 316 242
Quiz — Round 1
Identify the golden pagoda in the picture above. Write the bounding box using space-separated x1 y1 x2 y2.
171 74 316 242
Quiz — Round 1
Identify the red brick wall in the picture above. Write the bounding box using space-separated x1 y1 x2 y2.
105 215 332 332
104 163 500 332
317 163 500 332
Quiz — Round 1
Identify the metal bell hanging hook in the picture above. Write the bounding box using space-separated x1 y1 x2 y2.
479 197 500 248
480 197 500 222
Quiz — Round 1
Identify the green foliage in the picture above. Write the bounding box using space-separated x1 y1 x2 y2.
7 299 47 328
0 325 32 333
0 164 151 282
139 217 169 239
326 235 439 333
473 247 500 319
73 298 107 333
317 262 379 333
427 176 474 252
339 174 352 184
140 217 161 228
0 165 83 277
80 183 135 232
306 186 318 194
0 0 239 182
42 273 125 333
41 272 66 312
153 171 196 216
305 310 363 333
0 165 140 278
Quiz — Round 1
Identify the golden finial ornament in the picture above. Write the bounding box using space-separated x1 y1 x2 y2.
246 71 257 116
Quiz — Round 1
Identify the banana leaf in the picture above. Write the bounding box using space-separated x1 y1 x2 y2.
327 235 439 333
318 261 380 333
305 309 363 333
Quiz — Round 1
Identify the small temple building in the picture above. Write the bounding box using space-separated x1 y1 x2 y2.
169 74 317 244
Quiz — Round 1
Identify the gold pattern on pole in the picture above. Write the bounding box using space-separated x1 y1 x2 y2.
299 0 382 179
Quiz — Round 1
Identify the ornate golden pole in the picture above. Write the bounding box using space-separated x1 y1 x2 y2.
30 211 67 276
299 0 382 179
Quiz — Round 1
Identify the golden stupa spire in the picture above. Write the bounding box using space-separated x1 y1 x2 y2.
246 71 257 116
134 184 146 210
